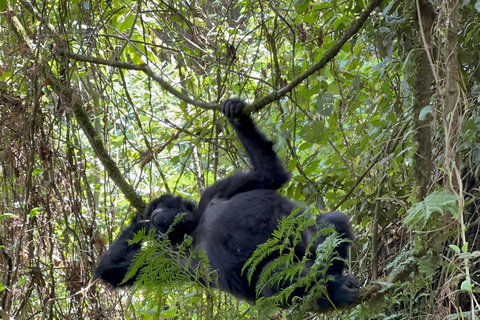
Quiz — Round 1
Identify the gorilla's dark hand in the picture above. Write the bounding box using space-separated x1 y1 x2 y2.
221 99 248 123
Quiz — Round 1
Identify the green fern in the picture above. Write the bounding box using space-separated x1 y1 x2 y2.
242 208 315 285
124 212 205 287
255 230 344 311
404 190 458 230
244 206 349 310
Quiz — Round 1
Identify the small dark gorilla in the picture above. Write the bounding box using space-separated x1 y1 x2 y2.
94 99 359 310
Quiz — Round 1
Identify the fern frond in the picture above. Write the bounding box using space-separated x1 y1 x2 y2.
404 190 458 230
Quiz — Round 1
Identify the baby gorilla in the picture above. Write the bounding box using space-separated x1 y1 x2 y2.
94 99 359 310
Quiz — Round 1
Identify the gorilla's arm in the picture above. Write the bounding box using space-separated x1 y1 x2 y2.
221 99 287 183
93 216 148 286
199 99 290 211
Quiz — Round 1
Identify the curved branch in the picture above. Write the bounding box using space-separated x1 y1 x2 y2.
57 50 219 110
245 0 383 113
47 0 382 213
58 0 382 114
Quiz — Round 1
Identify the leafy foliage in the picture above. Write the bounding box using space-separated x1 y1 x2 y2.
243 208 351 316
1 0 480 318
404 190 459 230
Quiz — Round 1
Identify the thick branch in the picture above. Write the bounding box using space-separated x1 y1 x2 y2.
71 95 146 212
47 80 146 212
5 2 35 52
408 0 435 200
18 0 146 212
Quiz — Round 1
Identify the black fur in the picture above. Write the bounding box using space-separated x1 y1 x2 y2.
94 99 359 310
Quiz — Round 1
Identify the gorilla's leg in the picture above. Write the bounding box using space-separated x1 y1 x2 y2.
259 211 358 310
314 211 358 309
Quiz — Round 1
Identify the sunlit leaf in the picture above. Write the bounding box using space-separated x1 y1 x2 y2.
298 121 325 144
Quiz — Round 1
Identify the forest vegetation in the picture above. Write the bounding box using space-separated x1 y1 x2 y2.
0 0 480 319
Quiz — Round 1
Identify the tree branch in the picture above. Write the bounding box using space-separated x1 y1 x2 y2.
72 94 146 212
58 0 383 113
246 0 383 113
28 0 382 213
18 0 146 212
48 78 146 212
57 50 219 110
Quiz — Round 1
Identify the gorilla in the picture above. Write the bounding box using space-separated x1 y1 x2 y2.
94 99 359 310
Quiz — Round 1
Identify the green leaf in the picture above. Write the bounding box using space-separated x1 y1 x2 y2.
404 190 458 230
287 158 298 171
298 121 325 144
352 75 361 90
449 244 461 253
295 0 310 13
298 142 312 151
15 277 27 286
192 17 206 28
32 168 43 176
0 213 15 220
29 208 40 218
419 105 433 121
118 15 135 32
316 92 334 117
461 279 472 292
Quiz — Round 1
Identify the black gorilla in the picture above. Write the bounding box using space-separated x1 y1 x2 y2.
94 99 358 310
